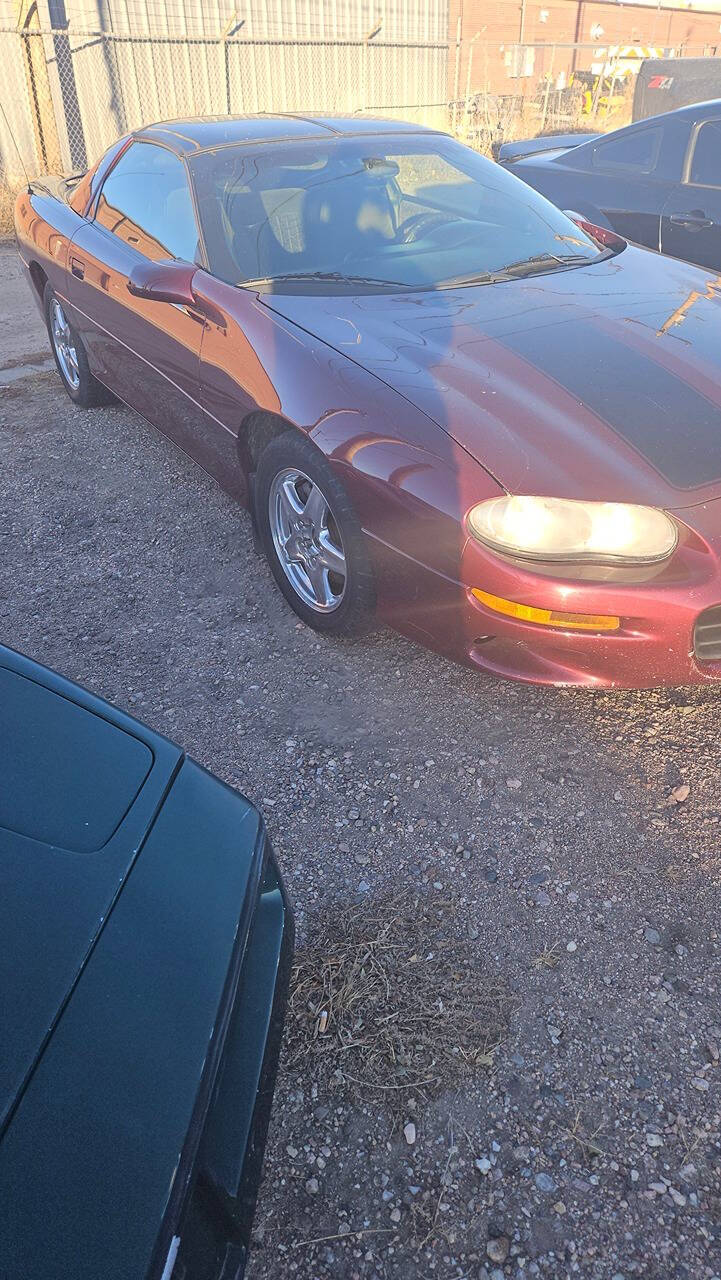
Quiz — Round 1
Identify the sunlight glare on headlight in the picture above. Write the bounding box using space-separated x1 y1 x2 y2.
467 496 677 564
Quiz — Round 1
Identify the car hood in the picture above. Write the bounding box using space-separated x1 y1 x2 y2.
265 246 721 509
0 648 182 1135
1 646 277 1280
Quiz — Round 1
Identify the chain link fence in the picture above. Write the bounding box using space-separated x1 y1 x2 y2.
2 18 720 233
0 23 449 231
450 38 721 154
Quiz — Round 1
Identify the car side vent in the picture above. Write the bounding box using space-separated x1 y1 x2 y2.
694 605 721 661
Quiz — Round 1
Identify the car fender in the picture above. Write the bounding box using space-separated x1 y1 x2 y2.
193 272 504 589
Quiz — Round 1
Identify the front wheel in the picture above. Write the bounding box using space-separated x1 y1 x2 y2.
44 284 112 408
255 432 375 635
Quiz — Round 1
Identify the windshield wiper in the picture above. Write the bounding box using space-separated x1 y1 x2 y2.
449 251 604 289
240 270 410 290
446 269 499 287
496 251 602 277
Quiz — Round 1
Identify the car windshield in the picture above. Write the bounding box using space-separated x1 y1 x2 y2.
188 133 612 293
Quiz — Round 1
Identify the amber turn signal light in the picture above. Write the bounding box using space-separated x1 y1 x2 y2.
471 588 620 632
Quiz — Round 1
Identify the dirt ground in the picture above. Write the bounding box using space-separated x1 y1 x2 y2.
2 244 720 1280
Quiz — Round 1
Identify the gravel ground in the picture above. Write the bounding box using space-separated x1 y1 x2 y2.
2 254 721 1280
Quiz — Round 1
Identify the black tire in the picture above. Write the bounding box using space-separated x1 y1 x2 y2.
255 431 376 635
44 283 113 408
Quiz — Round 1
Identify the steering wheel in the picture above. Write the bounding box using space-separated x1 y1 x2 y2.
397 210 449 244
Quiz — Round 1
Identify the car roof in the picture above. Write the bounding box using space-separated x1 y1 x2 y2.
137 113 438 154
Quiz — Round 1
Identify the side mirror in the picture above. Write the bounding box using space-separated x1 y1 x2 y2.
127 259 198 306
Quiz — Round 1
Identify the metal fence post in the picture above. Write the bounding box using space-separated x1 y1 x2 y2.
452 15 461 133
221 15 243 118
360 19 382 116
540 42 556 131
464 30 479 133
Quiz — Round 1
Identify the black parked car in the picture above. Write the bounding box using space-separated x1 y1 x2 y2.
498 100 721 271
0 645 293 1280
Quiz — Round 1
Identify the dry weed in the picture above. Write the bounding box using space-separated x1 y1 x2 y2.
286 895 514 1110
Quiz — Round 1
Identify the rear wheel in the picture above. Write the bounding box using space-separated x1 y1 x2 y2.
255 432 375 635
44 284 112 407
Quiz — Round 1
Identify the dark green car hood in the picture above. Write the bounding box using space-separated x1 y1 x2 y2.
0 650 183 1134
0 646 270 1280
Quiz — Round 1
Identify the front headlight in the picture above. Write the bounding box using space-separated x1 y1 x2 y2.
467 496 677 564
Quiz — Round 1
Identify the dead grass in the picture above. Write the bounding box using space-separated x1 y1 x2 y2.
552 1106 606 1163
533 942 561 971
286 895 514 1110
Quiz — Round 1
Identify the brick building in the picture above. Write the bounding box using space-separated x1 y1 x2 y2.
448 0 721 95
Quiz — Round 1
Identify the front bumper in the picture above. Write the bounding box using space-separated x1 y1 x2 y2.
459 501 721 687
374 498 721 689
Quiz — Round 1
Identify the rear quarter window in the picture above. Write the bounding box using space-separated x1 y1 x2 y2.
591 126 662 175
68 136 130 216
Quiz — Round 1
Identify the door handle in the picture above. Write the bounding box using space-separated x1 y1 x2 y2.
668 212 713 231
70 257 85 279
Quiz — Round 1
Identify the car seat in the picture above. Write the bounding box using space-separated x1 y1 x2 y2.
302 170 397 267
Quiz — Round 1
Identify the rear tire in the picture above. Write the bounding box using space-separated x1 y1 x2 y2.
255 431 375 635
44 283 112 408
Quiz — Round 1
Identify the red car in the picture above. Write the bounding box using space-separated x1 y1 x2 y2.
15 114 721 688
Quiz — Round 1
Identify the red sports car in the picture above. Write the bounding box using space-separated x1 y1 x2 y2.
15 114 721 688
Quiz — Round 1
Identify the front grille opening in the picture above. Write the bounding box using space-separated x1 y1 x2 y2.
694 605 721 661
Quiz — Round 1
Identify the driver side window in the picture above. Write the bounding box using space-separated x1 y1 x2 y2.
95 142 199 263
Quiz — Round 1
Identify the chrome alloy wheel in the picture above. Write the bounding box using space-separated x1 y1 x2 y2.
50 298 80 391
268 467 347 612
